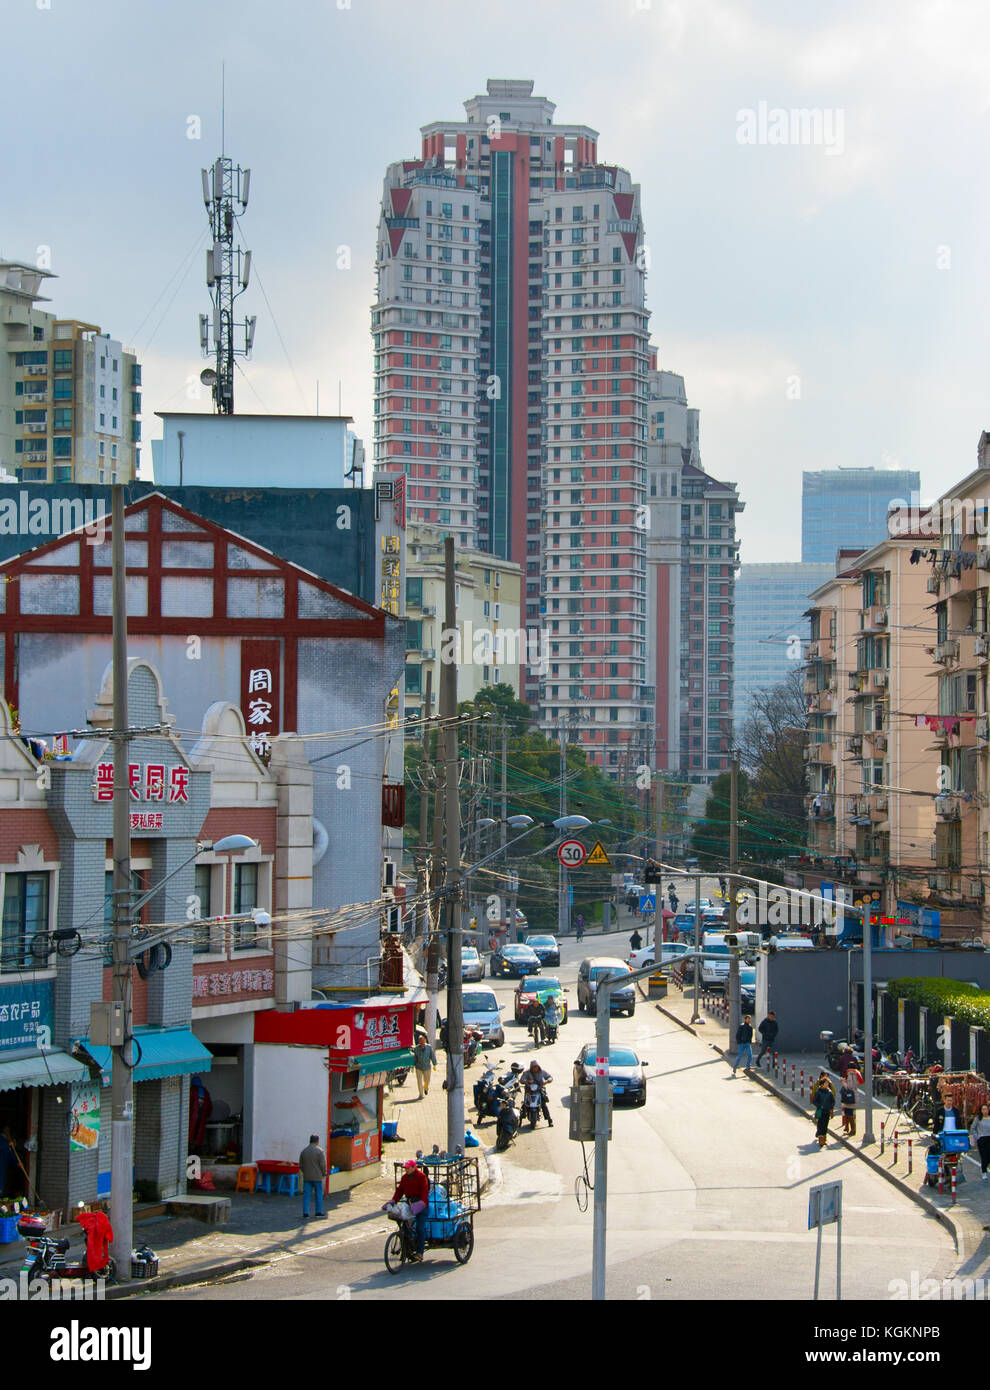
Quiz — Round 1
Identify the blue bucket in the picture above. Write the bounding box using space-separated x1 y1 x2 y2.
382 1120 400 1140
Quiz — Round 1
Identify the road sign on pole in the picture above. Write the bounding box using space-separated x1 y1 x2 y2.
558 839 587 868
808 1180 843 1302
586 841 611 867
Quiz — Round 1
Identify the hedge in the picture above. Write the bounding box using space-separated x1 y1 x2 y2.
886 977 990 1030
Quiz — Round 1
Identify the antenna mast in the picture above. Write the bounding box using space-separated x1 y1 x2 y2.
198 152 256 414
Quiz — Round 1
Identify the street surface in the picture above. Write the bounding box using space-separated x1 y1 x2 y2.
154 902 957 1301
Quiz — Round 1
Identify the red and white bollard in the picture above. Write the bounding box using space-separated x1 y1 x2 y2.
800 1069 805 1099
951 1162 958 1204
892 1131 899 1165
907 1137 913 1175
773 1051 779 1079
880 1119 886 1154
938 1158 944 1194
790 1063 795 1090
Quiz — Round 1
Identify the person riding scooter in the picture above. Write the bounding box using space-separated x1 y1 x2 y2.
522 1059 553 1127
527 995 547 1046
542 994 562 1044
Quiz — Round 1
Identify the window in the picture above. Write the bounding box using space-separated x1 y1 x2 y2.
233 863 260 951
1 872 50 972
192 864 213 954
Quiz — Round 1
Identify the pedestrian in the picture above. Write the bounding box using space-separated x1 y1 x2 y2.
733 1015 754 1075
969 1103 990 1181
630 928 643 952
756 1011 779 1068
413 1033 438 1099
384 1159 430 1262
839 1072 860 1136
718 876 728 899
837 1044 857 1078
299 1133 327 1220
811 1073 836 1147
575 913 585 941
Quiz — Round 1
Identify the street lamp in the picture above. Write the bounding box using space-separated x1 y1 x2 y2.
108 831 258 1277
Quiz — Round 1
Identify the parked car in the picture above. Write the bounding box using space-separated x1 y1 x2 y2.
514 975 568 1023
461 945 485 982
525 934 560 966
682 899 713 915
490 942 541 979
461 987 505 1048
573 1042 648 1105
670 912 697 938
627 941 696 971
514 908 529 930
768 934 815 950
700 933 731 991
577 957 636 1016
739 964 757 1013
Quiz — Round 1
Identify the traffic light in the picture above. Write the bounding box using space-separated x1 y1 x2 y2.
644 860 661 885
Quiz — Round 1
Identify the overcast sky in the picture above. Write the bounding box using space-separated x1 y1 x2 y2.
4 0 989 559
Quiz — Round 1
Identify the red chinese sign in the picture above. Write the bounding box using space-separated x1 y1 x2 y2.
240 640 281 761
254 1001 415 1066
131 812 163 831
94 762 189 804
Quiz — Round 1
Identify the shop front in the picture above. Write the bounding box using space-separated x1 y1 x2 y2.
253 997 418 1191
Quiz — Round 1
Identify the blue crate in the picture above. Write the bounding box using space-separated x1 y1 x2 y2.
939 1129 970 1154
0 1215 19 1244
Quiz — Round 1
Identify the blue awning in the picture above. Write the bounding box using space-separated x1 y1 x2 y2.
74 1027 213 1085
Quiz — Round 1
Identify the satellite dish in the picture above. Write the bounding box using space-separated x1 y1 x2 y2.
200 368 217 387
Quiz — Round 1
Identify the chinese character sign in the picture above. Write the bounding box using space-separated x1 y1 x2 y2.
93 762 189 806
193 968 275 1003
0 981 53 1053
240 640 280 762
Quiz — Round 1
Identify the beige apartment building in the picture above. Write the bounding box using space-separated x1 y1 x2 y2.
805 535 937 927
404 521 523 721
914 433 990 938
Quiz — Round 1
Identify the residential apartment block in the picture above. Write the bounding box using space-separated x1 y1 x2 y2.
403 520 523 720
373 80 650 774
0 261 141 484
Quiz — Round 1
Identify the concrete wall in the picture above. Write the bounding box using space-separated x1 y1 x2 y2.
154 415 353 490
251 1044 327 1164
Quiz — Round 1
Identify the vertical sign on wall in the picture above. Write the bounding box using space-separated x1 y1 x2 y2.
240 639 281 763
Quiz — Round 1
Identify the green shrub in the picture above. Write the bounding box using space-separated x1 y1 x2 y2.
887 977 990 1030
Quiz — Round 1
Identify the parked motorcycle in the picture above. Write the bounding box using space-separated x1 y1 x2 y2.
18 1214 114 1286
495 1083 521 1151
464 1026 483 1068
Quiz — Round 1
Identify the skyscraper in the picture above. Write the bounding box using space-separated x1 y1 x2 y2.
802 467 920 563
733 560 833 733
373 80 651 773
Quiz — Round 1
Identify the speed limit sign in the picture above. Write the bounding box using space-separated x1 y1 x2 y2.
557 839 587 868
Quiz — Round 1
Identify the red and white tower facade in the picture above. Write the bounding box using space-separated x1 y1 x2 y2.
373 80 651 775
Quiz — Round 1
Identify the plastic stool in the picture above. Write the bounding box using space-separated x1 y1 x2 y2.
256 1172 273 1194
235 1165 258 1194
277 1172 299 1197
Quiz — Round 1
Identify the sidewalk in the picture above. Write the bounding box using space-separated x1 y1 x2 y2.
0 1061 485 1299
654 977 990 1263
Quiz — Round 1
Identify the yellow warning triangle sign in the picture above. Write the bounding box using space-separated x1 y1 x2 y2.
585 840 611 867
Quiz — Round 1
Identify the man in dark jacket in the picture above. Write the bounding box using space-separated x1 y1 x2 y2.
733 1016 754 1075
630 928 643 952
299 1134 327 1220
756 1012 779 1068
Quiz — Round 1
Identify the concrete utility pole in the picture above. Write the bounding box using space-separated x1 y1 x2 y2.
556 723 569 939
441 538 464 1153
862 922 875 1144
728 752 742 1043
109 485 133 1278
416 670 433 940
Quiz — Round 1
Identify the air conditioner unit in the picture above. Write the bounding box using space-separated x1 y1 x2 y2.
970 879 985 899
978 715 989 742
26 364 47 376
976 634 989 657
978 547 990 570
25 452 46 462
26 423 46 433
875 673 888 687
927 575 940 593
874 733 887 751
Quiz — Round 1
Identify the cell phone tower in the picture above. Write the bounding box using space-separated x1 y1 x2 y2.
198 155 256 414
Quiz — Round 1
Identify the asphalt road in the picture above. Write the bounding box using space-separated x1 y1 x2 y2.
158 917 958 1302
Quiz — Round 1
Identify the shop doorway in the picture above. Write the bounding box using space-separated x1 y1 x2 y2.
0 1086 32 1200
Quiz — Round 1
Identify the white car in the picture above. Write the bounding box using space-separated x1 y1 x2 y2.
627 942 696 971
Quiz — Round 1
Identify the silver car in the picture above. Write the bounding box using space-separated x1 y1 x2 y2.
461 946 485 982
462 987 505 1048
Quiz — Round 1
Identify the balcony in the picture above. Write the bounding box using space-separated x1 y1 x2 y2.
805 741 834 765
846 734 863 755
807 793 834 820
935 639 960 664
934 793 963 821
869 793 889 823
862 605 889 633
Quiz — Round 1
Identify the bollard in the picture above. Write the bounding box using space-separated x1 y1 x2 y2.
892 1131 899 1165
907 1136 913 1175
951 1163 957 1204
800 1069 805 1099
773 1051 779 1080
938 1158 944 1194
880 1119 885 1155
790 1063 795 1090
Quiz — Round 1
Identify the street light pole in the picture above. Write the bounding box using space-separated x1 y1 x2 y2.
441 538 463 1155
109 484 133 1279
557 724 568 940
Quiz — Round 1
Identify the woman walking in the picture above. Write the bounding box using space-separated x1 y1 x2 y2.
811 1072 836 1147
839 1069 861 1136
970 1102 990 1181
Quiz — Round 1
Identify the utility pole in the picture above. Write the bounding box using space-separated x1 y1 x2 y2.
862 920 875 1145
728 751 741 1043
441 538 464 1153
109 484 133 1278
415 671 433 941
557 723 568 939
500 718 509 947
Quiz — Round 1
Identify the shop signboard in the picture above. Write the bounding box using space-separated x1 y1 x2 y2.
240 639 281 762
254 999 416 1064
0 979 53 1053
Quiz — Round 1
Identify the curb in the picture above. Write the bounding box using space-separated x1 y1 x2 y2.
655 995 987 1258
106 1255 269 1300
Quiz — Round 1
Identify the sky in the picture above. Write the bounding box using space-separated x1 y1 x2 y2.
3 0 990 561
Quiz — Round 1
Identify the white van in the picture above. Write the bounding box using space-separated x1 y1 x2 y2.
461 986 505 1047
700 933 731 990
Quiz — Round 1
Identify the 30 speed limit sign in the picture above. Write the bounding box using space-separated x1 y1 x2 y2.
557 839 587 868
